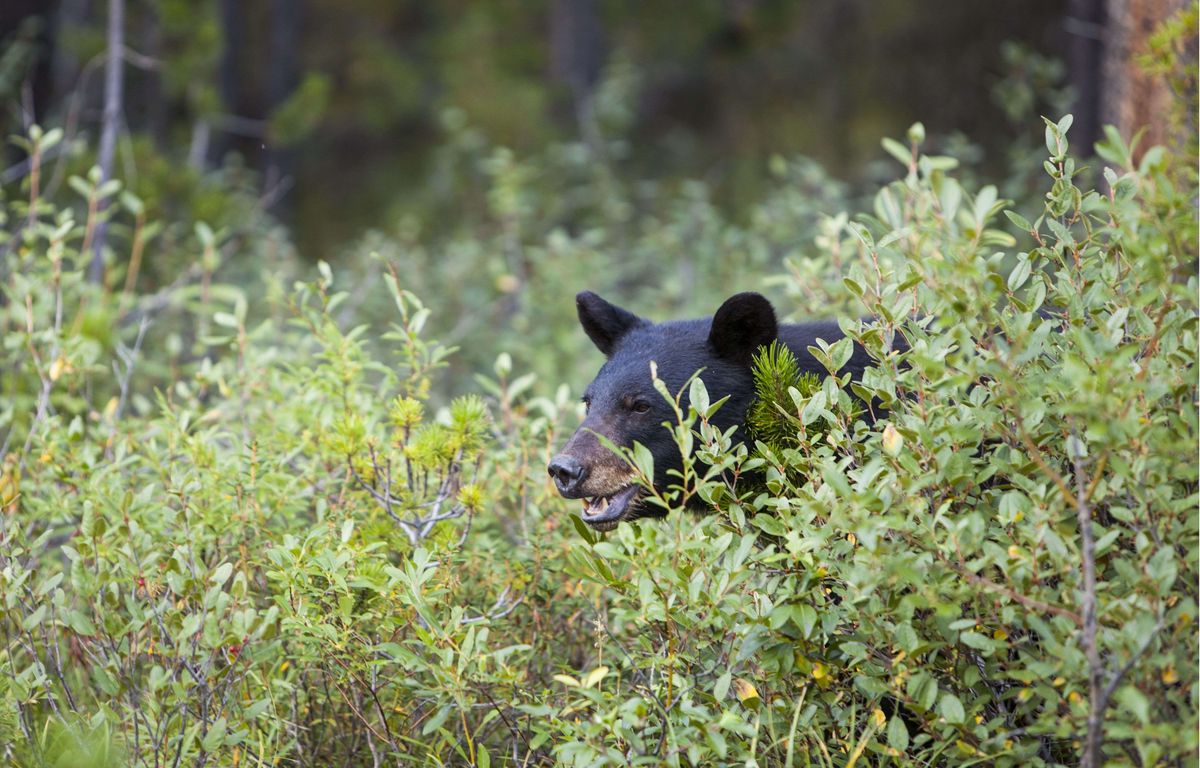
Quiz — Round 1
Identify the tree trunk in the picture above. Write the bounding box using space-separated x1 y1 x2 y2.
549 0 607 134
50 0 90 108
89 0 124 285
141 2 166 147
1102 0 1189 154
266 0 299 213
1066 0 1106 154
214 0 242 164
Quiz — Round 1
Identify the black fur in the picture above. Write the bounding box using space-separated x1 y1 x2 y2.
576 291 647 357
708 292 779 364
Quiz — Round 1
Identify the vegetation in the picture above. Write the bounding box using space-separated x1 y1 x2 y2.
1 4 1197 764
1 98 1195 766
2 0 1069 257
747 341 824 454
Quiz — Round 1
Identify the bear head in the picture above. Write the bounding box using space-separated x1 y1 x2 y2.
547 291 778 530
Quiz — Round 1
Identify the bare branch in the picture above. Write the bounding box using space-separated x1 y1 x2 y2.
461 586 526 625
90 0 126 284
1072 428 1102 768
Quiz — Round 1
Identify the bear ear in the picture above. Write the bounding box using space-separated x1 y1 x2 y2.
708 292 778 363
576 291 646 356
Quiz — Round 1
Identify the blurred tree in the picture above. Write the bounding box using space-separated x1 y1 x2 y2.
3 0 1077 258
1102 0 1191 154
0 2 51 126
1066 0 1105 151
550 0 606 134
89 0 124 283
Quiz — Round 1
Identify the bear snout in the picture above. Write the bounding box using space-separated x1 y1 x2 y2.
547 455 587 497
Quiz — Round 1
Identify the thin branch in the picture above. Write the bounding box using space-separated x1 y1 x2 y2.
1072 428 1102 768
89 0 126 284
461 586 526 625
936 549 1084 627
111 315 150 422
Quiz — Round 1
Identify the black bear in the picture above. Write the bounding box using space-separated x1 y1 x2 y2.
548 291 886 530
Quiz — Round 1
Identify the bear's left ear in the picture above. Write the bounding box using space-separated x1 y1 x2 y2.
708 292 778 363
577 291 647 356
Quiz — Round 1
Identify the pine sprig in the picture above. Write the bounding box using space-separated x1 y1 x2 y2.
746 340 821 451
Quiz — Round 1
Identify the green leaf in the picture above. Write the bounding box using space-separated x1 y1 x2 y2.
794 604 818 639
569 513 598 545
422 705 453 735
66 610 96 637
715 671 732 700
213 311 239 328
195 221 215 247
939 693 966 724
689 376 710 417
801 390 826 426
202 717 227 752
959 631 995 653
583 666 609 688
887 713 910 751
1008 257 1032 292
1004 210 1032 232
22 604 47 631
631 442 654 481
882 137 911 166
1116 685 1150 724
210 563 233 586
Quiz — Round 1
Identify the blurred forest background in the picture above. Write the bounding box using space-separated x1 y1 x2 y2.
0 0 1146 256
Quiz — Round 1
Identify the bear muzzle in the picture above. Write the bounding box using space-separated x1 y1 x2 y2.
548 447 641 530
578 484 640 531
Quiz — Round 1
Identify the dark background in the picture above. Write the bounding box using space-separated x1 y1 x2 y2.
1 0 1095 261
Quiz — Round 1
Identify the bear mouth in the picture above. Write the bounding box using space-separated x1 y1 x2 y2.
580 485 640 531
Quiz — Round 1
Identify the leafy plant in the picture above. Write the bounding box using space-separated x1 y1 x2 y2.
1 65 1195 766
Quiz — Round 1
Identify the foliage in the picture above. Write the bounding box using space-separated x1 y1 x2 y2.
546 113 1197 766
747 340 822 452
338 116 849 399
5 0 1071 263
1 90 1197 768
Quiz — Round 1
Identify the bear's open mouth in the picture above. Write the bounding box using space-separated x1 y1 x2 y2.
580 484 640 531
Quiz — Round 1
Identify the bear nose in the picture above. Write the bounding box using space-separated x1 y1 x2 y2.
548 455 586 496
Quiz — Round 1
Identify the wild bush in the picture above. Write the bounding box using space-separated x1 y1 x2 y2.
554 115 1198 767
0 104 1195 768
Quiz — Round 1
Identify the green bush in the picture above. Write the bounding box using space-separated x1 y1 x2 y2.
1 104 1196 768
550 116 1198 766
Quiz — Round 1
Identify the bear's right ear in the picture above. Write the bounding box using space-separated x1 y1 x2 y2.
708 292 778 364
576 291 645 356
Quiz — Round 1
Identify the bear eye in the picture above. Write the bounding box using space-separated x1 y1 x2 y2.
631 400 651 414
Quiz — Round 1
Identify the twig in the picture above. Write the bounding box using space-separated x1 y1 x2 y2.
112 315 150 422
89 0 126 284
934 548 1083 627
461 586 526 625
1071 428 1102 768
